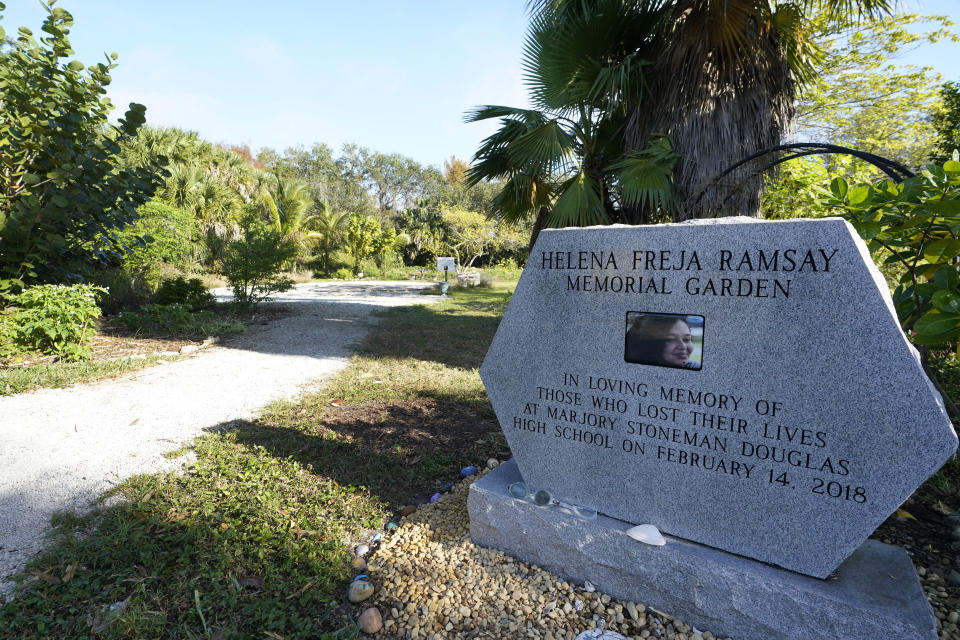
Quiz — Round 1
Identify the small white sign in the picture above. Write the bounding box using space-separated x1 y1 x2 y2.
437 257 456 272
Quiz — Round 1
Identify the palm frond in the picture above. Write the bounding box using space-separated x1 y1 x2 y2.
507 119 579 175
610 135 679 214
549 170 608 227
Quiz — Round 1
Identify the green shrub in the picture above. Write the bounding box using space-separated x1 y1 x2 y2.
1 284 105 361
117 304 244 338
332 267 353 280
155 276 214 309
220 219 296 310
824 155 960 348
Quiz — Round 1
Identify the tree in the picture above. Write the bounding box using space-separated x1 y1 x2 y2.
761 13 955 219
219 217 295 310
370 225 409 278
795 13 953 170
0 3 163 292
259 173 317 263
443 156 469 188
312 207 348 277
615 0 893 219
344 213 380 275
442 208 498 270
934 81 960 164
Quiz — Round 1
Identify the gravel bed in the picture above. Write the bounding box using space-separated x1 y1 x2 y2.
0 280 439 601
361 467 731 640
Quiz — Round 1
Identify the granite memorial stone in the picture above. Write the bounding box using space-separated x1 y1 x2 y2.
478 217 957 578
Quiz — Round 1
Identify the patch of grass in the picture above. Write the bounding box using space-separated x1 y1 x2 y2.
0 355 177 396
0 282 517 638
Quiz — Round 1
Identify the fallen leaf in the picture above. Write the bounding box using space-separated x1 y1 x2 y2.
141 488 155 503
33 570 60 585
129 417 141 426
895 508 917 520
330 400 341 407
219 522 230 530
62 564 75 583
263 632 285 640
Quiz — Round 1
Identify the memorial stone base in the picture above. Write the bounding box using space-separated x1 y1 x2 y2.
468 460 938 640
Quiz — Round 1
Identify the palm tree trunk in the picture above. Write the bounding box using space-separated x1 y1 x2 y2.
625 7 795 220
527 206 551 253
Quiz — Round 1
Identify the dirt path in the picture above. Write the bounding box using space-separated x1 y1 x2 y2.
0 281 439 600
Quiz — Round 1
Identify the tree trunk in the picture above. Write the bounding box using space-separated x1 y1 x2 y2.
527 206 552 253
625 7 795 220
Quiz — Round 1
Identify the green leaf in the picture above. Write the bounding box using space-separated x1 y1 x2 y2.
914 311 960 336
829 177 848 200
67 61 85 72
944 160 960 174
934 265 960 291
847 184 871 205
923 239 960 264
932 290 960 314
21 173 41 186
51 195 68 207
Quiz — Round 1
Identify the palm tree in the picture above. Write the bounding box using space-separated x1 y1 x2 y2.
258 173 320 267
466 1 681 247
472 0 892 235
529 0 891 219
312 207 348 277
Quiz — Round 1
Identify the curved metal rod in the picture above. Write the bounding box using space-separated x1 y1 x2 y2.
690 143 916 213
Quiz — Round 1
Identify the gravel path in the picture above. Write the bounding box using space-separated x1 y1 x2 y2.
0 280 439 600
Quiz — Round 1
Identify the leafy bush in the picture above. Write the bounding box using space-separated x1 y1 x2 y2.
332 267 353 280
220 219 296 310
117 304 244 338
155 276 214 309
114 201 202 291
824 154 960 347
1 284 105 361
0 5 163 293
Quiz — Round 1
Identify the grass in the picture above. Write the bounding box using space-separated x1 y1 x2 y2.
0 283 515 639
0 355 179 396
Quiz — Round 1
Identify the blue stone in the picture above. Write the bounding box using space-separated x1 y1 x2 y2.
386 521 399 531
533 490 552 506
372 532 383 542
460 466 478 477
508 482 527 499
352 574 368 582
430 492 442 503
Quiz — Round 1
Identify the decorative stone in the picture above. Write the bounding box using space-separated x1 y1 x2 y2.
354 544 369 557
460 465 478 477
479 218 956 577
348 580 374 603
358 607 382 634
626 524 666 546
508 482 528 498
533 489 552 506
469 459 938 640
350 556 366 571
371 532 382 543
487 457 500 469
400 505 417 517
429 493 442 503
576 631 627 640
385 521 398 531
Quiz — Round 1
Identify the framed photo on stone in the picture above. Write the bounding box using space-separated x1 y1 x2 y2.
624 311 704 370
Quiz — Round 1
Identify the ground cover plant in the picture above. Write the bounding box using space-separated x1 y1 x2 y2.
0 285 513 639
0 354 175 396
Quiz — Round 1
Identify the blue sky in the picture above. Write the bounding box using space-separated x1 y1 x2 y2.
3 1 959 169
